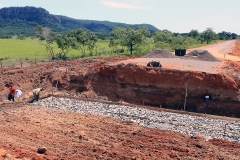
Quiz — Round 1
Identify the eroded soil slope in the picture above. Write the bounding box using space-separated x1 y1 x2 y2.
0 57 240 117
0 104 239 160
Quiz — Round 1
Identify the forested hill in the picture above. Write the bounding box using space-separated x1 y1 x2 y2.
0 6 159 37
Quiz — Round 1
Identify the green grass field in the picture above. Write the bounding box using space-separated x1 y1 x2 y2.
0 38 223 67
0 38 115 59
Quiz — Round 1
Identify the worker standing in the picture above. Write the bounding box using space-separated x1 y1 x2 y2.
8 84 16 101
15 88 23 102
32 87 44 102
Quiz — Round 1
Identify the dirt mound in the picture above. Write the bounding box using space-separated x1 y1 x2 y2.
143 49 176 58
184 50 220 62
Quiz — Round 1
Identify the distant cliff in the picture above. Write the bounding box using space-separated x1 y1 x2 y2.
0 6 159 37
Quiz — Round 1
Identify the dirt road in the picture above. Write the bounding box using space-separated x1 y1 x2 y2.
188 40 240 61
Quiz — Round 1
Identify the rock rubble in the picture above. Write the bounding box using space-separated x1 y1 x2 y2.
34 97 240 143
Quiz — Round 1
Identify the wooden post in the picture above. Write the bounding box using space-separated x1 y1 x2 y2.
0 60 2 68
184 84 188 111
20 58 22 67
35 58 37 64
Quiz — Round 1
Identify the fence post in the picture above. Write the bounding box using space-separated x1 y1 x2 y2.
184 84 188 111
0 60 2 68
20 58 22 67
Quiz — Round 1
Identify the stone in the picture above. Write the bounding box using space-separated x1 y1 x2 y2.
37 147 47 154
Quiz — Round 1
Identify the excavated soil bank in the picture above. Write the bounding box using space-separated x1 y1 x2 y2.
0 57 239 117
231 41 240 57
90 63 240 117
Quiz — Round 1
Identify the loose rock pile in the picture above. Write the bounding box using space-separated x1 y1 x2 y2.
143 50 176 58
184 50 220 62
34 97 240 143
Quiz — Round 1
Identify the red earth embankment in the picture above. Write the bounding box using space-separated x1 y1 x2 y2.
231 40 240 57
0 57 239 117
87 63 240 117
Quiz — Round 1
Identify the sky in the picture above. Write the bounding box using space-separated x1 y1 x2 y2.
0 0 240 34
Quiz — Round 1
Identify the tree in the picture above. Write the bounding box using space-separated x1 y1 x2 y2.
68 28 97 57
86 31 97 56
202 28 217 44
34 25 57 60
188 29 199 38
113 27 150 55
153 30 173 43
185 37 197 46
171 35 186 49
55 34 73 60
17 34 25 40
197 33 205 44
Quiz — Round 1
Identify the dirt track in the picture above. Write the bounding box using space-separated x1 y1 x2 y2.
187 40 240 61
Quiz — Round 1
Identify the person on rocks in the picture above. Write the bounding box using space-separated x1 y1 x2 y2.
15 88 23 102
8 84 16 101
32 87 44 102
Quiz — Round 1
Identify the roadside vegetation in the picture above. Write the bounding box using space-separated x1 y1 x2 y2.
0 26 238 65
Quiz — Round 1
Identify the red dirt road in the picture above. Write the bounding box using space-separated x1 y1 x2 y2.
0 104 240 160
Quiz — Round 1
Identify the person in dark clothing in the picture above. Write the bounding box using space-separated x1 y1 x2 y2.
8 84 16 101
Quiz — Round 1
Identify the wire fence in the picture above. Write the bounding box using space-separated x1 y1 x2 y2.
0 58 50 68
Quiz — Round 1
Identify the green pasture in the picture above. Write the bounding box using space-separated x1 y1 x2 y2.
0 38 115 59
0 38 223 61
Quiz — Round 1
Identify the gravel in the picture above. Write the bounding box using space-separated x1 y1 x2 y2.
184 50 221 62
33 97 240 143
143 50 176 58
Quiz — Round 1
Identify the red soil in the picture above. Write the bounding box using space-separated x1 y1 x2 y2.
0 104 239 160
0 57 240 159
231 41 240 57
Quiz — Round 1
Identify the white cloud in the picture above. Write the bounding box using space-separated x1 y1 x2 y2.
102 0 150 9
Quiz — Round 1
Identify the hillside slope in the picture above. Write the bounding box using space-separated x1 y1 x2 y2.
0 6 159 37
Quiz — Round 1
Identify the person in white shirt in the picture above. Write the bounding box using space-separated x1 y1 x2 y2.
15 88 23 102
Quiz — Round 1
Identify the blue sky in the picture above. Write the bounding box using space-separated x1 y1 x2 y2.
0 0 240 34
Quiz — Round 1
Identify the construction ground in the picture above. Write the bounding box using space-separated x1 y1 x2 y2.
0 40 240 159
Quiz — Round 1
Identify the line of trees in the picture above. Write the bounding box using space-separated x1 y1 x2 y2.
34 26 98 60
32 25 239 60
